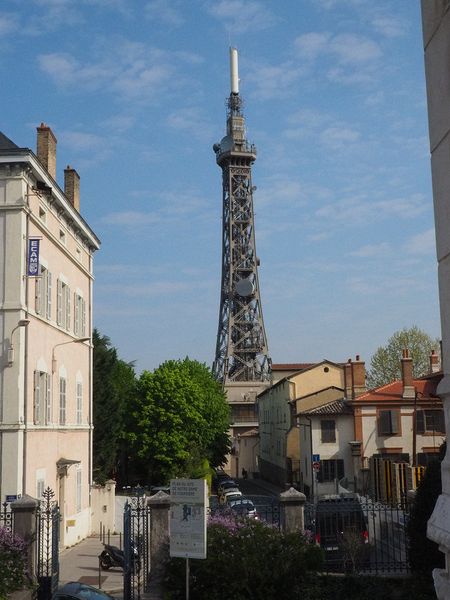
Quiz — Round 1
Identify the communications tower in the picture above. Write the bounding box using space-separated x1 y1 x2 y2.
212 49 271 468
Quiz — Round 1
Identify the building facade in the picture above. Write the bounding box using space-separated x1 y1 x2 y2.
0 125 100 546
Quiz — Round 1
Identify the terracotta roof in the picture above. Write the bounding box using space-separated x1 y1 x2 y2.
354 373 443 403
298 399 352 416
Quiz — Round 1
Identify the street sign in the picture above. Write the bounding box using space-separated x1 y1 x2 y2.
313 462 320 472
170 478 207 559
5 495 17 503
312 454 320 462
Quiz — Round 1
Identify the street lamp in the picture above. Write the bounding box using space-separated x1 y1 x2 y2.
7 319 30 366
52 337 90 373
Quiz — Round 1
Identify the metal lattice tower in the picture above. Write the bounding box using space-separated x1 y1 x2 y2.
213 48 271 384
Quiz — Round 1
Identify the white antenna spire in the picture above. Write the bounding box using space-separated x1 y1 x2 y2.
230 47 239 95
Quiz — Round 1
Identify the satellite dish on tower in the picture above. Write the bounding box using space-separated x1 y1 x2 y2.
235 277 254 297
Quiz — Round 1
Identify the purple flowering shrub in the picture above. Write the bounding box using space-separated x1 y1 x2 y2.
0 527 30 598
165 512 323 599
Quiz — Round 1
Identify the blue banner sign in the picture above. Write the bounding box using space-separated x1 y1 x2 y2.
27 238 40 276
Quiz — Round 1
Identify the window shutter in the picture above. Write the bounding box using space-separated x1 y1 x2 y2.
74 292 79 335
435 410 446 433
81 299 86 336
378 410 389 435
34 371 40 424
416 410 425 434
66 286 71 330
47 271 52 319
45 373 51 424
391 410 399 434
337 459 344 480
35 277 42 315
57 279 62 325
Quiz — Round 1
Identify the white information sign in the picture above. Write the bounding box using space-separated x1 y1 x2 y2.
170 478 207 559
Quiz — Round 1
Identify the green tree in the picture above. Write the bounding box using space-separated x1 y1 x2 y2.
126 358 230 484
367 326 440 388
93 329 136 484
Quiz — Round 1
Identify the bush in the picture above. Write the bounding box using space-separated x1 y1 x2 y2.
164 514 323 599
0 527 30 599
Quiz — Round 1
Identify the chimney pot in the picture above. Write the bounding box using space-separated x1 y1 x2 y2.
64 166 80 211
36 123 57 179
430 349 440 373
351 355 366 398
401 348 415 398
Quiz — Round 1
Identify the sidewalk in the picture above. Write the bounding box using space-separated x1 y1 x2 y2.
59 535 124 596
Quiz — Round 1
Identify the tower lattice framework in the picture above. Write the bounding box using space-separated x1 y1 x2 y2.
213 56 271 384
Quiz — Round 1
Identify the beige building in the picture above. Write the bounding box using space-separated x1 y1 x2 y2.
0 125 100 546
421 3 450 596
258 360 346 487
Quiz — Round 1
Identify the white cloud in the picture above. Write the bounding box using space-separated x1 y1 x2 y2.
320 126 361 148
145 0 184 26
38 42 183 101
166 107 214 139
350 242 391 258
0 13 18 35
102 211 162 227
207 0 277 33
405 228 436 256
246 61 303 100
371 15 408 38
330 33 381 65
294 32 330 61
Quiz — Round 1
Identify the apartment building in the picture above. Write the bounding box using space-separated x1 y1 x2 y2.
0 125 100 546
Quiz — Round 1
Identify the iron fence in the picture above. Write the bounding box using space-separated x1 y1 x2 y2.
36 487 60 600
0 501 13 532
123 496 151 600
305 497 410 574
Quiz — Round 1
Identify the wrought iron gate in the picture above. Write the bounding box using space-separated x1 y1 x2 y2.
123 496 151 600
37 488 60 600
305 497 410 574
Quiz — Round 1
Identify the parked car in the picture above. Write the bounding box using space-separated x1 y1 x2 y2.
314 495 369 571
217 479 239 494
221 489 242 504
53 582 117 600
228 498 258 519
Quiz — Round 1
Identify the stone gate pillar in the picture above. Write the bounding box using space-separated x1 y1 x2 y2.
279 487 306 533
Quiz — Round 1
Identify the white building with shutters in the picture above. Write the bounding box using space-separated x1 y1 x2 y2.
0 124 100 546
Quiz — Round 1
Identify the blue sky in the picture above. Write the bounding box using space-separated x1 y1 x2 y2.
1 1 439 372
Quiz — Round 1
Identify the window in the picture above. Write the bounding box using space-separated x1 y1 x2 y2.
34 371 51 425
57 279 71 330
378 409 400 435
317 459 344 483
417 452 440 466
59 377 67 425
321 420 336 443
35 266 52 319
416 409 445 434
74 293 86 336
76 382 83 425
37 479 45 499
76 469 82 513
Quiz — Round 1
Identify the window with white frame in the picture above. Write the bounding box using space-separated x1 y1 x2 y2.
35 266 52 319
74 293 86 337
59 377 67 425
416 409 446 434
34 371 51 425
37 478 45 499
76 469 82 513
57 279 71 330
76 382 83 425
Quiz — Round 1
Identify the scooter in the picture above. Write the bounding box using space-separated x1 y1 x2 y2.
99 542 140 573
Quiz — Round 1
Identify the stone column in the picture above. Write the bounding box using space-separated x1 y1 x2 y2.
147 491 170 581
279 487 306 533
421 3 450 598
11 495 39 581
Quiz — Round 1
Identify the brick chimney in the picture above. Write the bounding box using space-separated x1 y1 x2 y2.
344 359 353 399
36 123 57 179
401 348 415 398
430 349 440 373
64 165 80 211
351 355 366 398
